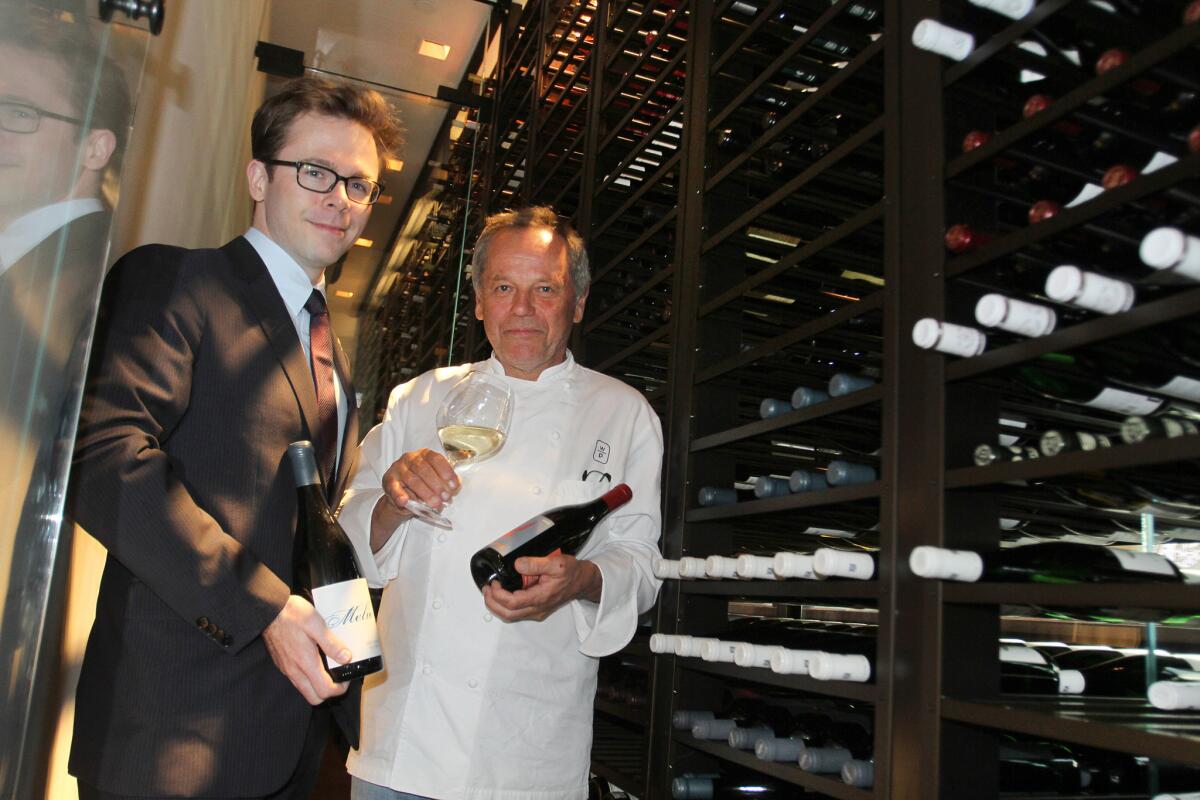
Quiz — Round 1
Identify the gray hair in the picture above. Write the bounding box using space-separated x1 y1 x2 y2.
471 206 589 298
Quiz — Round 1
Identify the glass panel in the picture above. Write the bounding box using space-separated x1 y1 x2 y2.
0 2 148 793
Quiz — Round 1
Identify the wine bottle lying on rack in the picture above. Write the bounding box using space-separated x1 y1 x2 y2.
909 541 1186 583
1120 414 1200 444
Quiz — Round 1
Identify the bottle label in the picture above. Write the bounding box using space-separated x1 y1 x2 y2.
312 578 381 668
1085 388 1164 415
1110 549 1177 576
488 515 555 556
1156 376 1200 403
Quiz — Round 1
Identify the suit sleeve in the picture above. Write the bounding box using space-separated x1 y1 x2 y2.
70 248 289 654
571 393 664 657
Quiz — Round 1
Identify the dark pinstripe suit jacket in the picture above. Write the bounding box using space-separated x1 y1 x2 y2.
68 236 360 797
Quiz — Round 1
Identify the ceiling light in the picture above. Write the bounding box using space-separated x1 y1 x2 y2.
355 238 374 248
385 157 404 172
335 289 355 298
419 39 451 60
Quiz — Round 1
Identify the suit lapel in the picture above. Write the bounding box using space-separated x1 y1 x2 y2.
224 237 321 442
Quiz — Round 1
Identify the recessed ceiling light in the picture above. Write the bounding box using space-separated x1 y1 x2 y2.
385 157 404 172
355 238 374 248
418 39 451 60
335 289 355 298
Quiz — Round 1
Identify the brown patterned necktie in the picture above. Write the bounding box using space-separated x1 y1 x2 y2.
304 289 338 494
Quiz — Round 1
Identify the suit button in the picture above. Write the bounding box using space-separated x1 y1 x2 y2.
467 678 479 689
437 533 447 543
531 485 542 495
422 664 432 675
432 598 443 610
196 616 209 628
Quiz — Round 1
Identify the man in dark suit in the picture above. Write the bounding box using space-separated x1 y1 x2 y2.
68 76 402 799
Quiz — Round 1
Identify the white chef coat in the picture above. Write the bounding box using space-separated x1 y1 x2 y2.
340 351 663 800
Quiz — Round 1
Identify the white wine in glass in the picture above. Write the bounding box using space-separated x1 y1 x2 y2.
404 371 513 529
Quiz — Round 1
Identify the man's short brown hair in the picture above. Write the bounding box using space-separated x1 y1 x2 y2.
250 76 403 170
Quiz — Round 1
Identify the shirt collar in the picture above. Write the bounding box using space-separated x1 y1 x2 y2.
243 226 325 317
0 198 105 272
483 350 577 386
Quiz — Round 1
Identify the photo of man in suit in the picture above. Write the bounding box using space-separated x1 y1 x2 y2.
67 75 402 799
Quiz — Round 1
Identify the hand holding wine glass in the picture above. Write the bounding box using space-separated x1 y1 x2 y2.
381 371 512 531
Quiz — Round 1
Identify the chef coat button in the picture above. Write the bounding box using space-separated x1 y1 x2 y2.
484 613 493 622
531 485 542 495
432 598 443 610
468 678 479 689
422 664 432 675
551 431 561 441
437 533 447 543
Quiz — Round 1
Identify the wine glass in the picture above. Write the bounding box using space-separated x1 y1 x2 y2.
403 371 512 529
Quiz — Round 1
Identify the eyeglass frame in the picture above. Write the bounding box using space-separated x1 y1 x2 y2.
260 158 385 205
0 100 84 134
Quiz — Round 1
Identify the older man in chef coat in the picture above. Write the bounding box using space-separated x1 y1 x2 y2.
341 205 663 800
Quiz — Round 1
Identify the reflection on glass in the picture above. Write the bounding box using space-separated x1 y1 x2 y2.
0 5 139 795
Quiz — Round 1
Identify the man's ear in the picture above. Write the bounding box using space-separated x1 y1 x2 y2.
246 159 269 202
573 286 589 323
82 129 116 171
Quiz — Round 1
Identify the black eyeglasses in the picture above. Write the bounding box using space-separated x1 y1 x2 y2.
0 100 83 134
262 159 384 205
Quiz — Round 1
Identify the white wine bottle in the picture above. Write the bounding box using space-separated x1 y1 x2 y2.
470 484 633 591
287 441 382 681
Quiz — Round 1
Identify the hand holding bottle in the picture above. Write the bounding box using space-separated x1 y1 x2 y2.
481 553 603 622
262 594 352 705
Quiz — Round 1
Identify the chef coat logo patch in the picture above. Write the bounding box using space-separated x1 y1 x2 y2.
592 440 610 464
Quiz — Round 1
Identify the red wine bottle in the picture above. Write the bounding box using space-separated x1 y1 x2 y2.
288 441 382 681
470 484 633 591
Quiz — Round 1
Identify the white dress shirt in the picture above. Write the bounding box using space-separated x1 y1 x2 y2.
341 352 663 800
243 226 347 464
0 198 105 272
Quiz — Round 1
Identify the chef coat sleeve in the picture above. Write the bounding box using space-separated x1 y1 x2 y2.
571 396 664 657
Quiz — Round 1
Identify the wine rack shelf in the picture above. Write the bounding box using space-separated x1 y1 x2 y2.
678 731 876 800
942 697 1200 767
366 0 1200 796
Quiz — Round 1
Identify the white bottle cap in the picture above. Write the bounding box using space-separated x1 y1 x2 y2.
676 636 717 658
1148 680 1200 710
692 718 738 740
912 18 975 61
670 776 713 799
842 759 875 788
672 709 714 730
699 639 738 663
909 546 985 581
968 0 1035 19
809 652 872 682
705 555 740 579
813 549 876 580
770 647 818 675
791 386 830 408
912 318 987 357
677 557 708 579
1045 265 1135 315
800 746 855 773
649 633 675 654
733 642 782 668
975 293 1058 337
774 552 819 579
1058 669 1086 694
728 725 774 750
736 554 778 579
756 737 807 762
1141 227 1200 281
652 557 681 579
